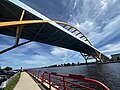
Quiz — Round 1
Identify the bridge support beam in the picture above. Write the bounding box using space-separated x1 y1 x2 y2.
80 52 88 64
80 52 104 63
0 10 31 55
0 40 32 54
15 10 25 45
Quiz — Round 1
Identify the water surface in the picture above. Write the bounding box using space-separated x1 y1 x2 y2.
37 63 120 90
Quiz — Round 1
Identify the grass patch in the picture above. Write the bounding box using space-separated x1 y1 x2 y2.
4 72 21 90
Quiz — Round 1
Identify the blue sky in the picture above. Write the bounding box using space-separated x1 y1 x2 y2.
0 0 120 69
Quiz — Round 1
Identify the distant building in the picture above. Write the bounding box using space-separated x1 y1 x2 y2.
111 53 120 61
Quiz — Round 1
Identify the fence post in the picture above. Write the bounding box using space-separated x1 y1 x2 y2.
49 73 51 90
32 71 33 76
38 71 39 79
33 71 34 76
34 71 36 77
63 76 66 90
35 71 36 77
42 72 44 83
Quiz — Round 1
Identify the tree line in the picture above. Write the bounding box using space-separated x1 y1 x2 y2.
43 62 95 68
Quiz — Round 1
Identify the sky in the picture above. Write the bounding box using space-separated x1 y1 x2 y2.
0 0 120 69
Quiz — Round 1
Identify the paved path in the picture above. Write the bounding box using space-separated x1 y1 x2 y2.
14 72 41 90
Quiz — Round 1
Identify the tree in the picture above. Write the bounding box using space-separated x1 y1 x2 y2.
72 63 75 66
66 63 71 66
60 64 63 67
64 63 67 66
4 66 12 71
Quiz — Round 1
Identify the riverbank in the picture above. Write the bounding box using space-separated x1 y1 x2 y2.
4 72 21 90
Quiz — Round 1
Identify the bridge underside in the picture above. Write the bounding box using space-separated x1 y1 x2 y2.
0 1 109 62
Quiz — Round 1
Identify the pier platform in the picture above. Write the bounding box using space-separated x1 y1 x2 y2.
14 72 41 90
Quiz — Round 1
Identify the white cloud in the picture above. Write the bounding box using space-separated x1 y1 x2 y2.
70 14 120 46
68 0 120 44
99 43 120 53
11 53 25 56
76 20 95 33
70 14 72 17
51 47 72 58
0 44 10 50
24 42 41 49
22 55 49 65
112 0 117 3
50 47 85 63
66 0 120 60
90 15 120 45
73 1 77 9
100 0 108 10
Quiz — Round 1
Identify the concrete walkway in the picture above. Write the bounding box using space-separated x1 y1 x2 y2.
14 72 41 90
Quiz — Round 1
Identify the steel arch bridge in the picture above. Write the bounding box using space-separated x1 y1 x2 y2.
0 0 109 63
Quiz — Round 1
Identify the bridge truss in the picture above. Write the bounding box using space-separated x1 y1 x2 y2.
0 1 109 63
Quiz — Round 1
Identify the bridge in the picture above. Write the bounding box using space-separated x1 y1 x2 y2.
0 0 109 63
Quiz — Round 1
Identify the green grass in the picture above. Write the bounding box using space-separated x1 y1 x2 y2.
4 72 21 90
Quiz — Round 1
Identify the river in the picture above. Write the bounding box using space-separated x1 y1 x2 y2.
36 63 120 90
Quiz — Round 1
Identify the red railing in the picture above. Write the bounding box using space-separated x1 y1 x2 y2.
26 70 110 90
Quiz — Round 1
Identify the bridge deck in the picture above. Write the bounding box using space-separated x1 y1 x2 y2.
0 0 109 61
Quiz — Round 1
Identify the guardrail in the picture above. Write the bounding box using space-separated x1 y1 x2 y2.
26 70 110 90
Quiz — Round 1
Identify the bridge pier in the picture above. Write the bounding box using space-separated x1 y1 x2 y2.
85 60 88 64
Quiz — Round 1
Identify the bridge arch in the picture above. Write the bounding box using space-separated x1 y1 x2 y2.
0 19 108 63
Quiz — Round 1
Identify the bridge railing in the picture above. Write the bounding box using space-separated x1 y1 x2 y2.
26 70 110 90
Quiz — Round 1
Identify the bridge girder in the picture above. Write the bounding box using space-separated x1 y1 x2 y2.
0 19 107 62
0 0 109 62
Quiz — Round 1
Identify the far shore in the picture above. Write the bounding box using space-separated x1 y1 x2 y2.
43 60 120 68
